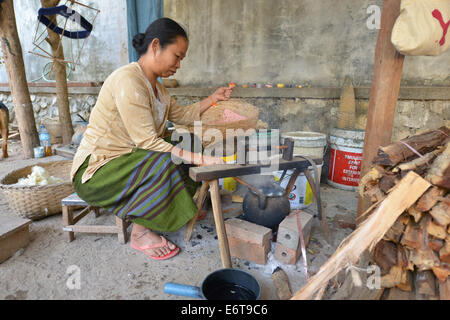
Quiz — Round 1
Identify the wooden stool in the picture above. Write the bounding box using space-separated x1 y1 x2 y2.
61 193 130 244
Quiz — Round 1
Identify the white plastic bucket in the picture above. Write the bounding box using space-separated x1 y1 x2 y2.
273 164 323 209
281 131 327 159
327 128 365 191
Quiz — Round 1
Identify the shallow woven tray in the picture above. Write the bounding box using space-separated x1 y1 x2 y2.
174 99 260 147
0 160 74 220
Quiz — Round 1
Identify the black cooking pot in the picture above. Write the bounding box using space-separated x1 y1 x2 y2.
242 182 291 230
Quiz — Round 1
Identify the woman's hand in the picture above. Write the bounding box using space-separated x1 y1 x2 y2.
211 87 233 103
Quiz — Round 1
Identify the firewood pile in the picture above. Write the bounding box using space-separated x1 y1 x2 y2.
359 126 449 299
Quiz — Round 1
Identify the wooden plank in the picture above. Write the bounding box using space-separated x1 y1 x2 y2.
291 172 431 300
189 157 320 182
357 0 405 223
0 216 32 240
66 225 120 234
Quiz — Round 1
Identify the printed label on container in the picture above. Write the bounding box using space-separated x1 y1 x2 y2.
328 148 363 187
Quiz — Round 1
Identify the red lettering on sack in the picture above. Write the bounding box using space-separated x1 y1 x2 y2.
432 9 450 46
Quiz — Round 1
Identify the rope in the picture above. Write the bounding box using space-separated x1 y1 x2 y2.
399 140 430 166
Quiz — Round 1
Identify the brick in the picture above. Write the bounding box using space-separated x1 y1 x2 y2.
276 211 313 251
0 216 32 264
225 218 272 265
225 218 272 245
274 242 300 265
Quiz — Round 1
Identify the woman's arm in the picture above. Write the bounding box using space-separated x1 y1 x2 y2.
199 86 233 115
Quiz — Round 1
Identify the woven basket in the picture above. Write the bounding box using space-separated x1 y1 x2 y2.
174 99 260 147
0 160 74 220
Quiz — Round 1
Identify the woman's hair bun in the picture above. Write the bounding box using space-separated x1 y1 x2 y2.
132 33 145 50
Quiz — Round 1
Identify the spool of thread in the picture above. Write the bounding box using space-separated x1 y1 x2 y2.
277 83 285 88
228 82 237 88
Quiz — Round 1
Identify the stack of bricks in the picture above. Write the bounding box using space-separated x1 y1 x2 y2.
225 218 272 265
274 211 313 265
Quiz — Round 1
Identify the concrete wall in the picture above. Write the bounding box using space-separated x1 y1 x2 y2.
0 0 129 83
165 0 450 87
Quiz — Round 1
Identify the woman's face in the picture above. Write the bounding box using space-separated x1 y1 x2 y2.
146 35 188 78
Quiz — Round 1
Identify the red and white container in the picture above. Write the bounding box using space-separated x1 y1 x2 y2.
328 128 365 191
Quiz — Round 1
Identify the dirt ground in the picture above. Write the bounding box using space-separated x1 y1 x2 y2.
0 140 358 300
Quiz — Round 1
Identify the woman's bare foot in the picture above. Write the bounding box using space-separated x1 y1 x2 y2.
131 224 177 257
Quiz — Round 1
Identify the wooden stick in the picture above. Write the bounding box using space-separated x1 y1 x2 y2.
291 172 430 300
209 179 232 268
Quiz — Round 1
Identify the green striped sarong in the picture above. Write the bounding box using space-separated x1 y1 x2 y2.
73 148 199 232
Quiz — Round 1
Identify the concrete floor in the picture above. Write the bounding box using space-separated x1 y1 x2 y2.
0 140 357 300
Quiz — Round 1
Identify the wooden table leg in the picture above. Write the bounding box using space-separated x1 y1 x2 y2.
62 205 75 242
116 217 128 244
208 179 232 268
185 181 210 241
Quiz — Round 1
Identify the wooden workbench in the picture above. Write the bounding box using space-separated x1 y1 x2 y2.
187 157 322 268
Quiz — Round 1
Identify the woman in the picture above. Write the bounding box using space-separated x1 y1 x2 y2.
71 18 232 260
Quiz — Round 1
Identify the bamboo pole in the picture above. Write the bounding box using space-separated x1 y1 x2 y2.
0 0 40 158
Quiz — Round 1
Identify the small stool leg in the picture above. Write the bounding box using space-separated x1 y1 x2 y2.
209 179 232 268
116 217 128 244
62 205 75 242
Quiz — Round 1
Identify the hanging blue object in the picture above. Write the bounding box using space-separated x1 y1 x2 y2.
38 5 93 39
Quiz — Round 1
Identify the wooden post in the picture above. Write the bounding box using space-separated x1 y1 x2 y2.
40 0 74 145
0 0 40 158
357 0 405 223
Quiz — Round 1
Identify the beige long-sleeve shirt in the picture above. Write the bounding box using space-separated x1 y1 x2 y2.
70 62 200 184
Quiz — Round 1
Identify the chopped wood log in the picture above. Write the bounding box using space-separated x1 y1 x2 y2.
429 201 450 227
373 240 398 274
425 141 450 189
426 220 447 240
428 237 445 252
407 206 423 223
397 270 413 292
380 265 403 288
379 174 398 193
386 287 415 299
409 248 440 271
291 172 431 300
392 148 444 174
358 165 385 197
416 187 446 212
415 270 437 296
383 222 405 243
401 221 422 250
440 238 450 263
439 279 450 300
431 264 450 283
364 184 385 203
271 267 293 300
372 126 449 167
397 245 408 269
